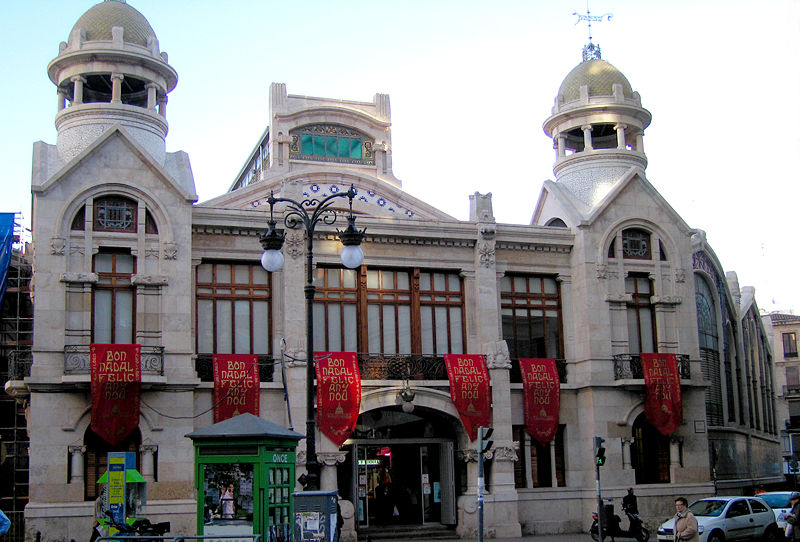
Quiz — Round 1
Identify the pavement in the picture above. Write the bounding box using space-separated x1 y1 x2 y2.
375 536 594 542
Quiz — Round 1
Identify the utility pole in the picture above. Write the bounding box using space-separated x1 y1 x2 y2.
477 426 493 542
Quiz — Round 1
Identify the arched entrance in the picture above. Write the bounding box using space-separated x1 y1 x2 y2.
337 405 460 530
631 413 670 484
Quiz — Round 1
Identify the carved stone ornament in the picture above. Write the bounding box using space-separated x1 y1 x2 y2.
484 340 512 369
163 243 178 260
317 451 348 466
478 239 496 268
286 230 305 261
675 268 686 283
68 444 87 455
139 444 159 454
652 295 682 305
132 275 169 286
458 449 479 463
296 450 307 465
491 446 518 462
60 272 98 284
50 237 66 256
596 264 608 279
145 248 160 260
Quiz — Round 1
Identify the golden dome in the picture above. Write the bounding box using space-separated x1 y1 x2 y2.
557 59 633 103
70 1 157 47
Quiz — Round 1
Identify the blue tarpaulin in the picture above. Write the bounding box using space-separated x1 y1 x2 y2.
0 213 16 309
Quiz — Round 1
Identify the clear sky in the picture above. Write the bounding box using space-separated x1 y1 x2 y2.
2 0 799 313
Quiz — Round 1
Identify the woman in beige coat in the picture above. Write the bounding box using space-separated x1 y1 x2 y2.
673 497 700 542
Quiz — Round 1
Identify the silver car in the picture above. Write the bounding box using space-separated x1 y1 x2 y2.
656 496 779 542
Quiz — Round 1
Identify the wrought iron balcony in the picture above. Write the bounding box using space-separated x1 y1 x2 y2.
6 348 32 380
358 354 447 380
510 359 567 384
612 353 691 380
194 354 275 383
64 345 165 376
784 385 800 397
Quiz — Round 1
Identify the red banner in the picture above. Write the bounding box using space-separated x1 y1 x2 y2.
641 353 682 435
213 354 260 422
519 358 560 445
315 351 361 447
90 343 142 446
443 354 492 441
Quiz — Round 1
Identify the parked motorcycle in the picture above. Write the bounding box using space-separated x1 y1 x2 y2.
590 506 650 542
91 511 170 541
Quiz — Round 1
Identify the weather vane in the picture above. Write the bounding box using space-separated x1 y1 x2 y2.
573 2 613 61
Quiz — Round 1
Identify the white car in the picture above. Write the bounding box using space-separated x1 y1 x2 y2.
759 491 794 533
656 496 779 542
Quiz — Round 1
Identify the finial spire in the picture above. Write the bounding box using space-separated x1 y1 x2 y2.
573 2 613 61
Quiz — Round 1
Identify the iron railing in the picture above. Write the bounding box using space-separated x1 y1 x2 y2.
7 348 32 380
510 358 567 384
612 353 691 380
64 345 165 375
784 385 800 397
194 354 275 383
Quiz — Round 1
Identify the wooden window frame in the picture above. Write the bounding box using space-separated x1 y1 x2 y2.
784 332 798 358
500 275 564 360
92 250 136 343
625 273 656 353
313 266 466 355
195 261 273 355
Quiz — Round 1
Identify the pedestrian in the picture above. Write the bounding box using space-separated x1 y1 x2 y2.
785 492 800 539
673 497 699 542
622 487 639 515
218 483 236 519
0 508 10 535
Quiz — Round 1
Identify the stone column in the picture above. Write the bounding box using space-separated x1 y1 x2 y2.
582 124 593 151
636 133 644 153
139 444 158 483
71 75 86 105
621 437 632 469
557 136 566 158
318 451 347 491
615 123 627 149
68 445 86 484
58 88 67 111
111 73 124 103
670 437 683 467
146 83 158 110
157 94 168 118
549 441 558 487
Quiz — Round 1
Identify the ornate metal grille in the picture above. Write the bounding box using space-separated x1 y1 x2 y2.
7 349 32 380
289 124 375 165
64 345 164 375
94 197 136 232
622 229 650 259
613 353 690 380
194 354 275 383
357 353 447 380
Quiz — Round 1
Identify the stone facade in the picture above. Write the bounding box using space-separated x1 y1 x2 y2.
11 1 784 540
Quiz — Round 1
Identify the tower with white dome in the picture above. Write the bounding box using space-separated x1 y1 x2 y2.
48 0 178 165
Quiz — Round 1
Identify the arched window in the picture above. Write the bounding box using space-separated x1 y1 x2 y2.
622 228 651 259
71 205 86 231
545 218 568 228
631 413 670 484
83 427 141 501
695 275 723 425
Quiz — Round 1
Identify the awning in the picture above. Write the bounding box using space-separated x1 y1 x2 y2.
97 468 146 483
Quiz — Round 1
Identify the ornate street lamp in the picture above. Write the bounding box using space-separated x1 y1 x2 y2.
259 184 365 491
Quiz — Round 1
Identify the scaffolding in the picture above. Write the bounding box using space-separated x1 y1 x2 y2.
0 215 32 542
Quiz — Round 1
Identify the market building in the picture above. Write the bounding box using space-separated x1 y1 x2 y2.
4 1 783 540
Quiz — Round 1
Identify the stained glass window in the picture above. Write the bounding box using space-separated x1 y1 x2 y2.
290 124 374 165
622 228 651 259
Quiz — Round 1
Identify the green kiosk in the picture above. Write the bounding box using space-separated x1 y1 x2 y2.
186 413 304 541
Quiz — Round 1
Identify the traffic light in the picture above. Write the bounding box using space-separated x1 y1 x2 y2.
594 436 606 467
478 426 494 455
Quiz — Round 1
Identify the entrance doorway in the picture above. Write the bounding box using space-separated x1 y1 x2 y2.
338 407 458 529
